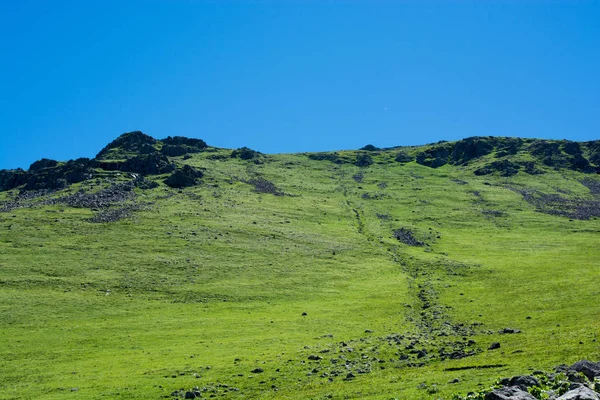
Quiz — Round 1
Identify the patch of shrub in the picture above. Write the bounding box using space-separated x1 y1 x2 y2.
360 144 380 151
307 153 341 163
355 153 373 167
395 152 413 163
231 147 260 160
474 160 520 177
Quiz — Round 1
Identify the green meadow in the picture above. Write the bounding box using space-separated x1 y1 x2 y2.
1 140 599 399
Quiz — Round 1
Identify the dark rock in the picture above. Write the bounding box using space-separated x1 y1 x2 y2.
416 145 451 168
393 228 424 246
488 342 501 350
556 386 600 400
185 391 196 399
29 158 58 171
569 360 600 381
451 137 495 165
162 136 207 148
484 386 537 400
165 165 203 188
509 375 540 391
250 368 264 373
244 178 283 196
95 131 157 160
308 355 322 361
345 373 355 380
103 153 175 175
231 147 260 160
500 328 521 334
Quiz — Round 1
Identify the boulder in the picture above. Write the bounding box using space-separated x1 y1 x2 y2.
556 386 600 400
117 153 175 175
509 375 540 391
164 165 203 188
569 360 600 381
484 386 536 400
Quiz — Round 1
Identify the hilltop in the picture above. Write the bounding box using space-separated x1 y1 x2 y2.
0 132 599 399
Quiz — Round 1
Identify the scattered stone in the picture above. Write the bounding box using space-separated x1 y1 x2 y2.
250 368 264 373
488 342 501 350
393 227 424 246
499 328 521 334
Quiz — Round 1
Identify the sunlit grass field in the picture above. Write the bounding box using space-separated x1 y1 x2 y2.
1 147 599 399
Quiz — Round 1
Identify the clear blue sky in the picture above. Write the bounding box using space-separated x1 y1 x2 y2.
1 1 599 170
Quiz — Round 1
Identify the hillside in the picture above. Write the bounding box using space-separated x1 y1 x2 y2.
0 132 599 400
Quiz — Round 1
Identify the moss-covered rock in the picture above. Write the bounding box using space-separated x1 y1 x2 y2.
164 165 203 188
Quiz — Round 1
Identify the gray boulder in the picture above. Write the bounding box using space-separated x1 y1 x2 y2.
509 375 540 391
556 387 600 400
484 386 537 400
570 360 600 381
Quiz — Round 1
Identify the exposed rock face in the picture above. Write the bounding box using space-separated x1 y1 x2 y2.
117 153 175 175
416 144 451 168
160 136 207 157
164 165 203 188
29 158 58 171
451 137 495 165
414 137 600 174
95 131 157 160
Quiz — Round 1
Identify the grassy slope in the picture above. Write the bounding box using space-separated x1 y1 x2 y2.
0 147 599 399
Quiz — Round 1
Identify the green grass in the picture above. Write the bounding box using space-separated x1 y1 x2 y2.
1 148 599 399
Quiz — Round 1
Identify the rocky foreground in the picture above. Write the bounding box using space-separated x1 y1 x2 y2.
452 360 600 400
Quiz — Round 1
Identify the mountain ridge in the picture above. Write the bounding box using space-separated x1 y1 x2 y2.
1 131 598 194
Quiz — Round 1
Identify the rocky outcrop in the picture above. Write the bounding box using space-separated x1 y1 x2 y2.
160 136 207 157
164 165 203 188
231 147 261 160
29 158 59 171
457 360 600 400
414 137 600 175
95 131 158 160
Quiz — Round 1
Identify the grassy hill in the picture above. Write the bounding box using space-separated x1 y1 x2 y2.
0 133 599 399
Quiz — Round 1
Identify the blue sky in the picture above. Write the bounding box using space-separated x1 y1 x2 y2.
1 1 599 170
